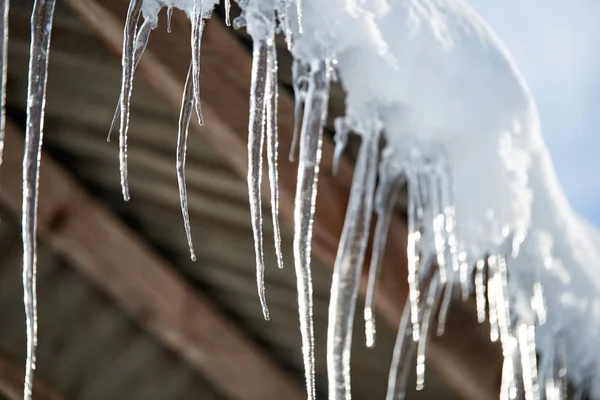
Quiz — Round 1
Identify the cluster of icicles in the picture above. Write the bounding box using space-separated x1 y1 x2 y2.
0 0 570 399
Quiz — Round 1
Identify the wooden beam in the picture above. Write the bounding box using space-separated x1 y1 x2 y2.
0 123 304 400
61 1 503 399
0 354 62 400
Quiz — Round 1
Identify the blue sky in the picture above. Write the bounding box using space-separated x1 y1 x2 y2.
466 0 600 226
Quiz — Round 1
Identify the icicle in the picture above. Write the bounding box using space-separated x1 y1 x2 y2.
224 0 231 26
475 258 487 323
265 37 283 270
176 63 196 261
166 6 173 33
108 16 157 142
458 249 469 301
500 338 520 400
22 1 56 399
364 174 401 348
518 322 540 400
416 270 442 391
118 0 143 201
494 255 512 345
190 1 206 126
327 130 379 400
487 257 500 342
294 59 330 400
0 0 8 168
289 59 307 162
332 117 349 176
386 300 417 400
248 38 270 321
436 281 453 336
429 171 447 285
406 172 424 341
550 339 568 400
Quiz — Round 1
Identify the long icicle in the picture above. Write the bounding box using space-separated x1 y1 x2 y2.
406 172 423 341
518 322 540 400
475 258 487 323
177 62 196 261
22 1 56 398
0 0 8 168
364 174 401 348
327 131 379 400
416 270 443 391
108 16 157 142
191 1 205 126
248 38 270 320
386 299 417 400
265 37 283 270
293 59 330 400
118 0 143 201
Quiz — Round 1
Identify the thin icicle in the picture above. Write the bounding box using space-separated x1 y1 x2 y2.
293 59 330 400
518 322 540 400
494 255 512 345
364 176 400 348
500 338 520 400
265 38 283 270
386 299 417 400
190 1 206 126
108 16 156 142
248 38 270 321
0 0 8 168
289 59 307 162
166 6 173 33
436 280 453 336
118 0 143 201
416 270 442 391
475 258 487 323
224 0 231 26
177 63 196 261
406 172 423 341
327 131 379 400
458 250 469 301
487 257 500 342
22 1 56 399
429 171 447 285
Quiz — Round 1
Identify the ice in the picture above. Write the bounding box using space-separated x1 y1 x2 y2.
22 1 56 399
177 63 196 261
386 299 417 400
118 0 143 201
327 128 379 400
293 58 330 400
190 2 205 126
265 38 284 270
108 15 157 142
247 37 270 321
0 0 7 168
166 5 173 32
518 322 540 400
364 159 402 348
224 0 231 26
415 269 442 391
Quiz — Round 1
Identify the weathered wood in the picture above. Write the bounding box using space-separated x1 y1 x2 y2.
62 1 503 399
0 354 62 400
0 122 304 400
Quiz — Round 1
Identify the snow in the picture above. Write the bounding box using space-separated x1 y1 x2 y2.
10 0 600 399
